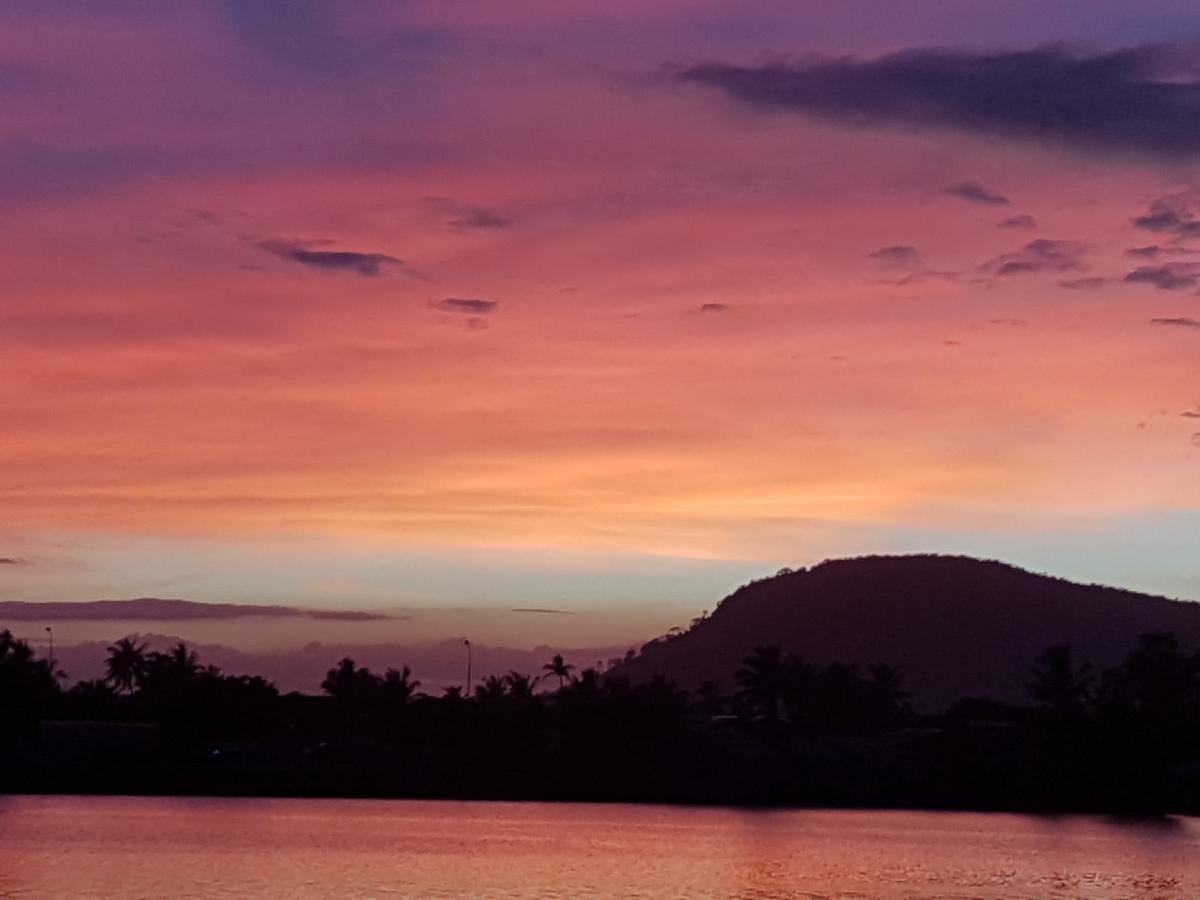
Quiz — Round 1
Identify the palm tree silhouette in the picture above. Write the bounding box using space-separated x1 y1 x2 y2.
1106 632 1196 726
503 671 537 700
735 645 787 723
382 665 420 702
475 674 507 701
71 678 117 700
0 629 60 731
132 642 202 695
869 663 910 711
105 636 148 694
1028 644 1092 717
542 654 575 690
321 657 378 700
0 629 56 686
1 629 32 666
695 680 726 716
165 642 200 679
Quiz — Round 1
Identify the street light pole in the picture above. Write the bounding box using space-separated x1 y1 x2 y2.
45 626 54 672
464 638 472 697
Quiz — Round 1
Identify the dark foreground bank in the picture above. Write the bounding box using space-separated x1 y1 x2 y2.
3 629 1200 814
4 721 1200 816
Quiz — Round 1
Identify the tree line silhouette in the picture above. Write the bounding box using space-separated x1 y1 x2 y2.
2 627 1199 812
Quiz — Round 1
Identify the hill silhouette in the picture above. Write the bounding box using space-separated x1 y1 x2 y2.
616 555 1200 711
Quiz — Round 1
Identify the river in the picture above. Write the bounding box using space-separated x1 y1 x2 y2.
1 796 1197 898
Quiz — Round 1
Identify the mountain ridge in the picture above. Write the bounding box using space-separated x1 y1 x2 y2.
616 554 1200 711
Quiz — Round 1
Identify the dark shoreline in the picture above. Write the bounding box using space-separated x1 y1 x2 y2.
5 727 1198 817
6 626 1200 819
1 784 1194 820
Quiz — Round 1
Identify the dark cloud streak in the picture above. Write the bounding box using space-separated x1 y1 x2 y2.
677 44 1200 157
869 245 921 265
884 269 960 286
1125 264 1200 291
432 298 499 314
1058 277 1108 290
258 240 404 277
942 181 1009 206
1132 195 1200 239
511 607 575 615
982 239 1088 277
449 207 512 230
0 598 397 622
999 214 1037 229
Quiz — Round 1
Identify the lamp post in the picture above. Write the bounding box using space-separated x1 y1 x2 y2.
45 626 54 672
464 638 472 697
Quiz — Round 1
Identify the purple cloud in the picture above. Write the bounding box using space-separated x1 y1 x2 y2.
433 298 499 314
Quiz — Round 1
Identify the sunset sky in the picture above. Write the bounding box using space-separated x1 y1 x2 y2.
3 2 1200 650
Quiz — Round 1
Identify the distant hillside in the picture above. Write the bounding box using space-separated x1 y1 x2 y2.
47 635 628 696
616 555 1200 711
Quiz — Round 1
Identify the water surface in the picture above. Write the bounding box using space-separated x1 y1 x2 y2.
1 796 1197 898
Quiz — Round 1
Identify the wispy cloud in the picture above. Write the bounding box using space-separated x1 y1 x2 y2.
1125 263 1200 291
0 557 28 566
942 181 1009 206
1132 193 1200 237
258 240 405 277
1126 245 1162 258
1058 277 1109 290
699 302 730 313
883 269 961 287
869 245 922 266
999 214 1037 229
511 607 575 615
1150 317 1200 328
449 207 512 230
982 239 1088 277
432 298 499 314
677 44 1200 156
0 598 399 622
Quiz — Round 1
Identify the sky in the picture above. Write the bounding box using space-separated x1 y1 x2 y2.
2 2 1200 652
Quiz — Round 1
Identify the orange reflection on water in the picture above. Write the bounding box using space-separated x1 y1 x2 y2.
1 797 1198 898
